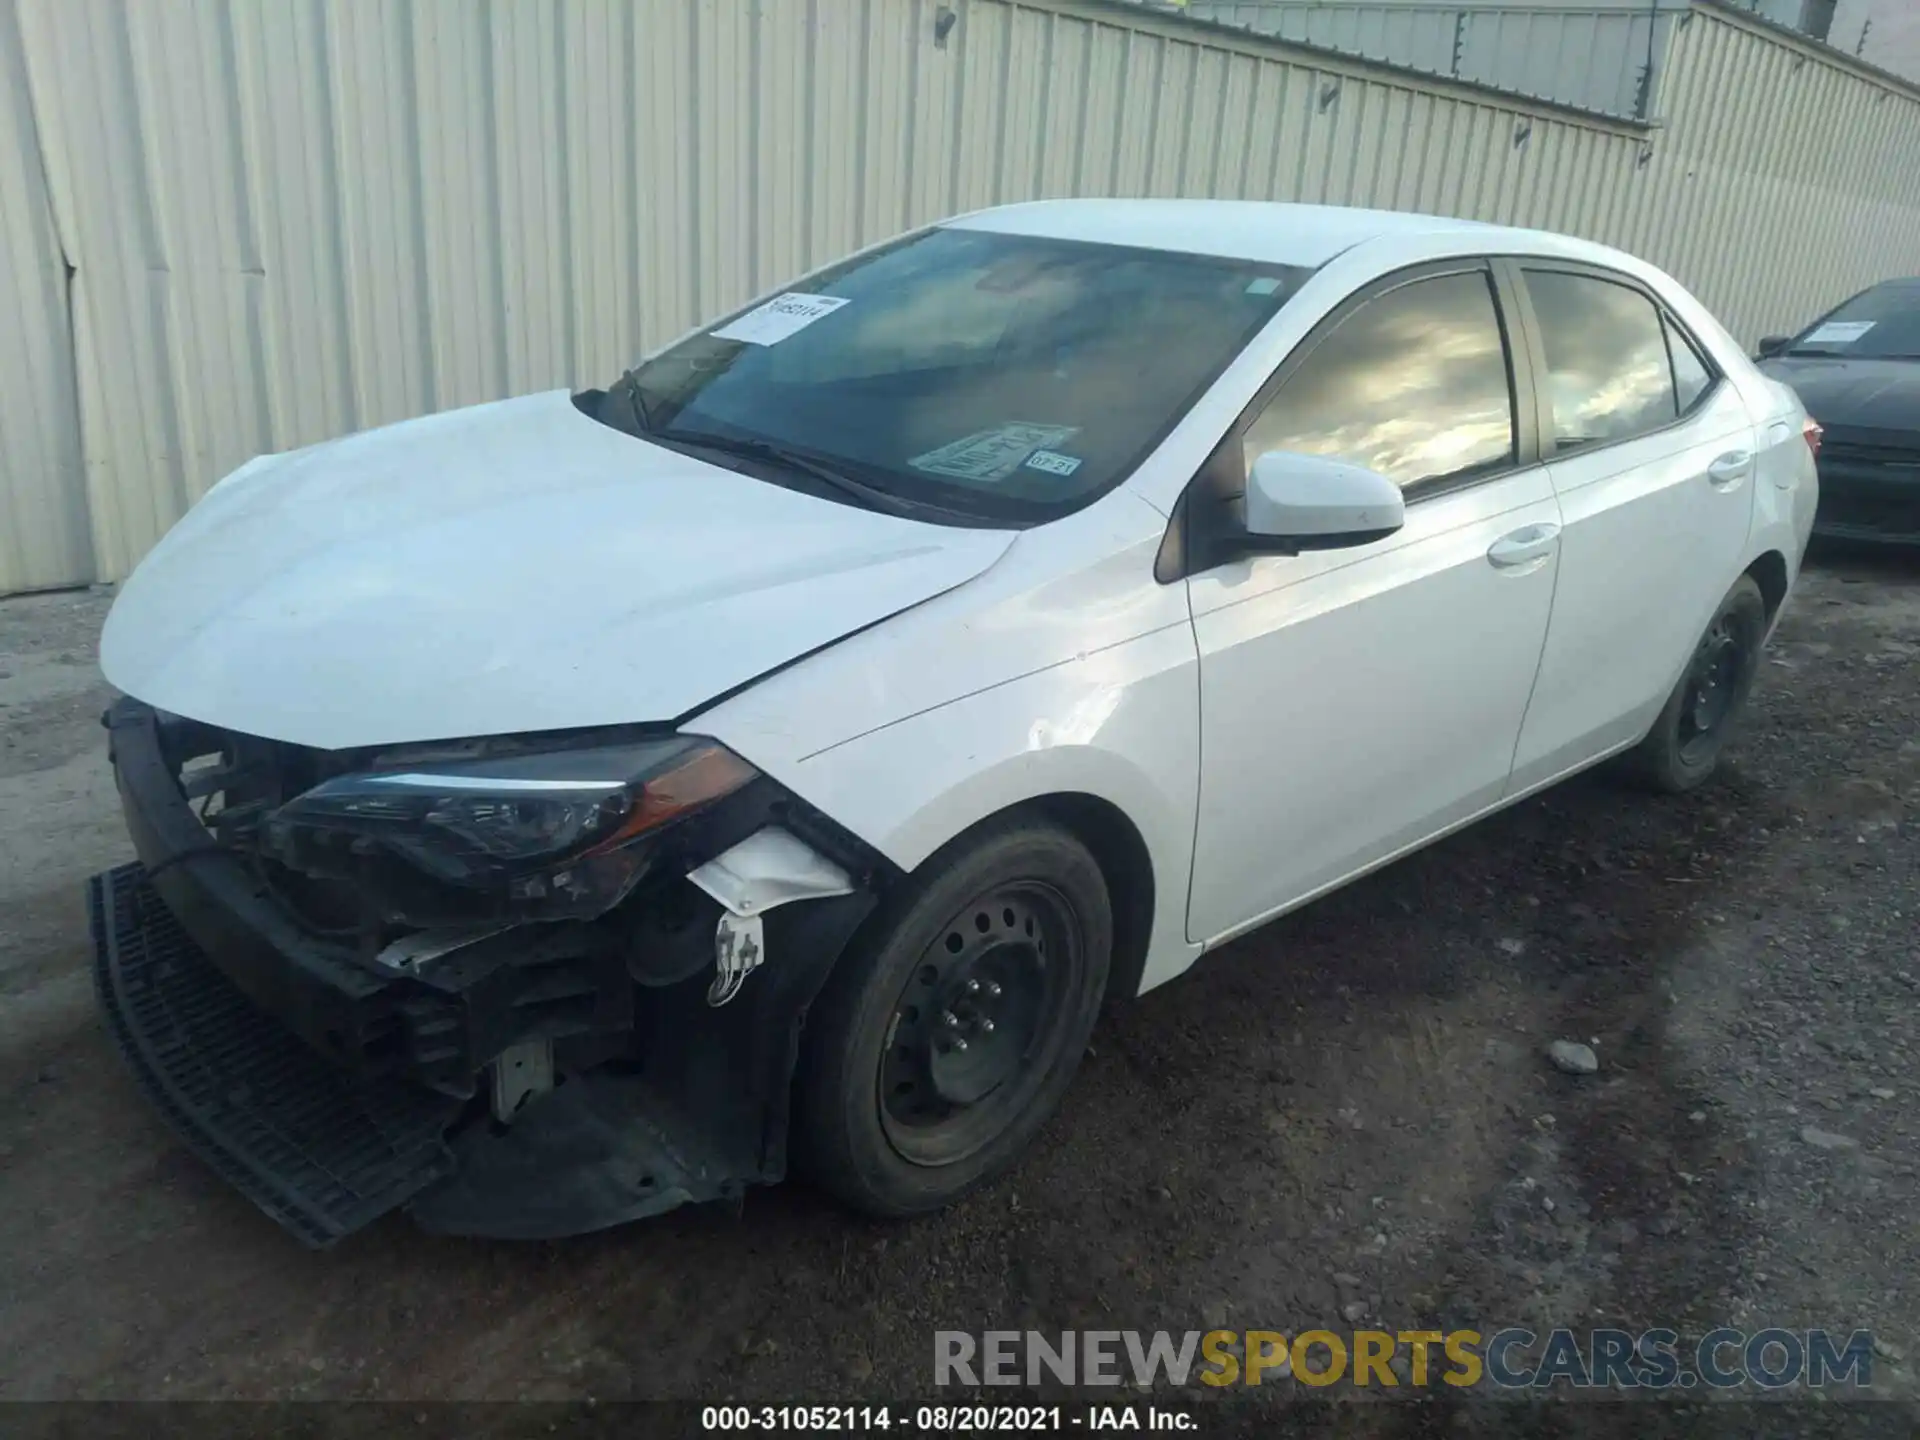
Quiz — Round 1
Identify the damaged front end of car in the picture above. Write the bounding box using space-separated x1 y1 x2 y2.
88 697 891 1248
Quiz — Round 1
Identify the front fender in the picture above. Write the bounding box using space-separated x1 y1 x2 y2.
743 622 1205 996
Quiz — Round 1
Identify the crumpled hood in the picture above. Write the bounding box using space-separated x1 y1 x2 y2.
101 390 1015 750
1758 356 1920 435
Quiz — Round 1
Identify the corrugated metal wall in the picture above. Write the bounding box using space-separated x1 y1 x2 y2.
1178 0 1689 120
2 0 1918 594
0 0 90 592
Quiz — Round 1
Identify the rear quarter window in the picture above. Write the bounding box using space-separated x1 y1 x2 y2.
1665 315 1716 416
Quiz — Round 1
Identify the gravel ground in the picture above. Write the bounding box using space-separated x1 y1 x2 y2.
0 548 1916 1433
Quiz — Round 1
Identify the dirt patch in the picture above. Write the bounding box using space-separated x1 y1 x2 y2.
0 552 1917 1427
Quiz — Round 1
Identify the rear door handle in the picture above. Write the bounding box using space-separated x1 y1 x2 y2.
1707 450 1753 488
1487 522 1560 574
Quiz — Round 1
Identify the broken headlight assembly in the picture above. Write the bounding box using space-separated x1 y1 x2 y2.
260 733 758 925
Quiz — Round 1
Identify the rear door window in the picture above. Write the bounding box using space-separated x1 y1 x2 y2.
1523 270 1679 451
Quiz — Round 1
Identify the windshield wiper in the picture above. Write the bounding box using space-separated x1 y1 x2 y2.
1784 348 1845 358
610 368 656 434
663 431 925 518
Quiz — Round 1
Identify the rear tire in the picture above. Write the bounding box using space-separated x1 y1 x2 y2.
795 817 1111 1218
1621 575 1767 794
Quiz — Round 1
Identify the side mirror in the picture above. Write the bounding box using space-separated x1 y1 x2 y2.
1756 335 1790 359
1245 451 1405 552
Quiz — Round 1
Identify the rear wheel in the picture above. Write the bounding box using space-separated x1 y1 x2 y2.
1621 575 1767 794
795 817 1111 1217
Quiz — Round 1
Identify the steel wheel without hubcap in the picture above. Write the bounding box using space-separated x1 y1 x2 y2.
795 817 1110 1218
879 883 1073 1167
1677 611 1747 764
1619 574 1766 795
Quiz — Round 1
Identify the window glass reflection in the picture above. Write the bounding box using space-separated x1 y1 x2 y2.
1244 271 1516 493
1666 316 1714 416
1526 270 1678 449
618 227 1307 521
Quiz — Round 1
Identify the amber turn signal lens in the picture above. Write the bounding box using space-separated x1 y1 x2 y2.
587 743 758 852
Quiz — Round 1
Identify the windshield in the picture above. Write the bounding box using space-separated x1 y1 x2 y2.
592 227 1309 523
1786 281 1920 359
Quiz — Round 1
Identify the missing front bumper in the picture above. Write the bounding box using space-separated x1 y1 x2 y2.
93 695 888 1247
90 860 878 1247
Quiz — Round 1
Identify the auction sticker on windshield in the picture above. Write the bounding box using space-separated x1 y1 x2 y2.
911 424 1080 482
711 292 850 346
1803 320 1875 345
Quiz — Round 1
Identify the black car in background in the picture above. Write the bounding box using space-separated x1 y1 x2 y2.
1758 278 1920 546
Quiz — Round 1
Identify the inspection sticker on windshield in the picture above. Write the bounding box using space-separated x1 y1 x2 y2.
710 292 850 346
1024 449 1082 477
910 424 1080 482
1804 320 1875 345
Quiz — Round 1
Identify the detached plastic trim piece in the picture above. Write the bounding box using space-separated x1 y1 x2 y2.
88 863 463 1249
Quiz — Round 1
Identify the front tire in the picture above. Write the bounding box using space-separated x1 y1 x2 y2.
795 817 1111 1218
1622 574 1767 794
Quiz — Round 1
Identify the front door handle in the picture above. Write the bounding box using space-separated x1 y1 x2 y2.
1487 522 1560 574
1707 450 1753 489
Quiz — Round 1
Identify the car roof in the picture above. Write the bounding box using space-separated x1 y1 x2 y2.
944 198 1595 270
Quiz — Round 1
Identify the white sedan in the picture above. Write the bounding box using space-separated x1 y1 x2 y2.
93 200 1817 1245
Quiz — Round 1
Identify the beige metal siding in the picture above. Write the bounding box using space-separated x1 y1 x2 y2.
2 0 1919 592
1182 0 1689 120
0 0 90 593
1646 5 1920 345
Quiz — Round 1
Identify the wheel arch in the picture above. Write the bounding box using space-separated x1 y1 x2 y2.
1744 548 1789 626
888 790 1158 1007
